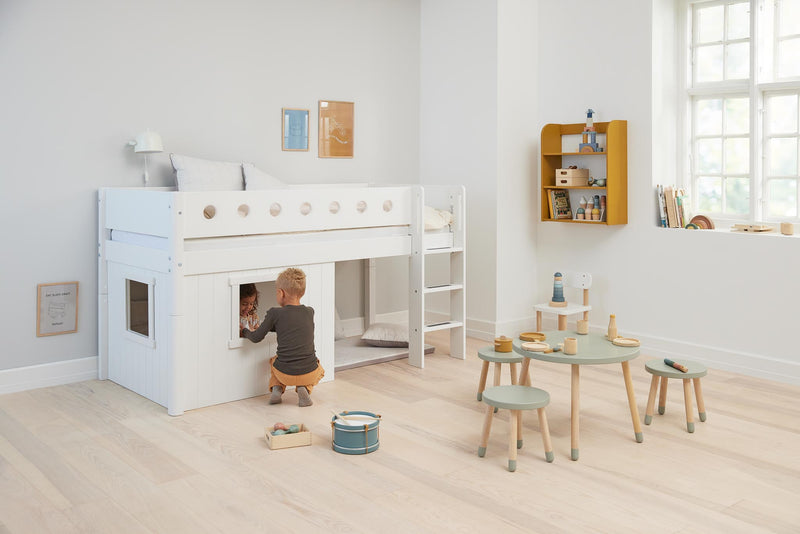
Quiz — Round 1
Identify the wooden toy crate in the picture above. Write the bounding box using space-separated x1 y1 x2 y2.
265 424 312 450
556 168 590 186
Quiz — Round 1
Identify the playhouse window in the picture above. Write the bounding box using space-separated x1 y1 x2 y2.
229 279 277 348
127 279 150 337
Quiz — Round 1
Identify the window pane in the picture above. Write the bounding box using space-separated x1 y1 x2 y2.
697 176 722 211
697 45 724 82
779 0 800 36
767 179 798 217
778 38 800 79
724 97 749 134
766 94 799 134
697 138 722 173
724 138 750 174
727 2 750 40
768 138 799 175
697 5 724 42
696 99 722 135
725 178 750 214
127 279 149 337
725 42 749 79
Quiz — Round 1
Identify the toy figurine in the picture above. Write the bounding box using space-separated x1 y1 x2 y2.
550 272 567 307
576 207 585 220
579 109 601 153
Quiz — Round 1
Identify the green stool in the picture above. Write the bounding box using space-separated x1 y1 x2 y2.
477 346 523 402
644 359 707 433
477 385 554 472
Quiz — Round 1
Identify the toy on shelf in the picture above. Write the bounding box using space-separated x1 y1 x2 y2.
579 109 602 153
550 272 567 308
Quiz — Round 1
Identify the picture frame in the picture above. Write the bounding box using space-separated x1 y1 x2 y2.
282 108 309 151
36 281 78 336
318 100 354 158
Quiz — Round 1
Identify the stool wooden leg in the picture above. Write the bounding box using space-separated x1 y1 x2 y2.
557 314 567 330
520 359 532 387
644 374 659 425
622 361 643 443
510 362 519 386
516 410 523 449
492 363 501 412
478 403 494 457
571 364 580 461
537 407 554 463
477 360 489 401
536 311 542 332
508 409 519 472
658 376 668 415
693 378 707 422
683 378 695 433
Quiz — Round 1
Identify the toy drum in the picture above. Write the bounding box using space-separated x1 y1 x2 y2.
331 411 381 454
494 336 512 352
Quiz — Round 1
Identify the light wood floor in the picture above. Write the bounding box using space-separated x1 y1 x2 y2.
1 332 799 533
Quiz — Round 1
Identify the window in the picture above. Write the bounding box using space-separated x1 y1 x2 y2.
126 279 152 338
685 0 800 224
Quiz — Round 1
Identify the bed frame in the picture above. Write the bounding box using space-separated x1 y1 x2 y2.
97 184 465 415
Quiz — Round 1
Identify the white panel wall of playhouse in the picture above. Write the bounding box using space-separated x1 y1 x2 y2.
107 261 334 414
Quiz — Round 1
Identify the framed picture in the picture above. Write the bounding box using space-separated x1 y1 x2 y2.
282 108 309 151
37 281 78 336
318 100 353 158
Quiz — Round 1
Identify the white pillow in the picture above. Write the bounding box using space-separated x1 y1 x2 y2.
170 154 244 192
361 322 408 348
243 163 284 189
424 205 454 231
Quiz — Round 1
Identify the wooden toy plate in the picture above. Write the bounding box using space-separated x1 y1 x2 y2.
521 341 550 352
519 332 546 342
612 337 640 347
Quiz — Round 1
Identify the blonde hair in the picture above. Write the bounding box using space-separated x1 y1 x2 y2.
276 268 306 298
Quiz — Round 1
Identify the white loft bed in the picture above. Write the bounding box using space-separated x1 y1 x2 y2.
97 184 465 415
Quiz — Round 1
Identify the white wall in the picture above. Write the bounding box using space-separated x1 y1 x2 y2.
535 0 800 384
0 0 421 376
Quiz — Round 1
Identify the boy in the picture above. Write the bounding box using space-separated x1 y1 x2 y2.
241 268 324 406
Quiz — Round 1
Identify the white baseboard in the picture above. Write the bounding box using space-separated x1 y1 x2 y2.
0 357 98 395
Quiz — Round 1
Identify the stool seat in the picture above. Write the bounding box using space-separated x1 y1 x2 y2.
481 385 550 411
477 347 524 364
645 359 707 379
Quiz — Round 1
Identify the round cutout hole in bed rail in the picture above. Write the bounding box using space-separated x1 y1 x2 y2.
329 201 340 214
357 200 367 213
383 200 393 212
203 205 216 219
269 203 282 217
300 202 312 215
237 204 250 218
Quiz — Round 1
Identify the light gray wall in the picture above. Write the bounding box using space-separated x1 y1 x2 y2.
0 0 421 371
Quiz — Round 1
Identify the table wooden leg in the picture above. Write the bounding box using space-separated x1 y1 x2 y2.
478 403 494 457
520 358 532 387
693 377 707 422
621 361 643 443
477 360 489 401
516 410 523 449
683 378 695 433
644 374 658 425
537 407 554 463
510 362 519 386
571 364 580 461
658 376 668 415
558 314 567 330
536 311 542 332
509 409 519 472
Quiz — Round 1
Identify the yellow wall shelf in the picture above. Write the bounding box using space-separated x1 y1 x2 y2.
540 120 628 225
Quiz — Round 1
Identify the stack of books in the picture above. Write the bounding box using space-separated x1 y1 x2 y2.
656 185 688 228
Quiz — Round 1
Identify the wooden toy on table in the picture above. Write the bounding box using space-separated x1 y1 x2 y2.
550 272 567 307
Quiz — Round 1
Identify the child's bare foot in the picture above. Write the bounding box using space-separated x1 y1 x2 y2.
297 386 313 407
269 386 283 404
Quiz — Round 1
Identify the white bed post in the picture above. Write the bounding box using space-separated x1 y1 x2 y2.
97 189 109 380
449 186 466 360
166 193 187 416
363 258 377 329
408 185 425 368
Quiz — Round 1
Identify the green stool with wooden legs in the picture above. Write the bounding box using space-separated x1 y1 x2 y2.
477 385 554 472
644 359 707 433
477 346 523 410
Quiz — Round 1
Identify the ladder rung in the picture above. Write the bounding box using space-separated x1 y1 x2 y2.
424 247 463 255
423 320 463 332
423 283 464 294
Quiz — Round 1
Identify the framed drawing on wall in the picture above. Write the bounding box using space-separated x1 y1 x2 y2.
282 108 309 151
318 100 353 158
37 281 78 336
